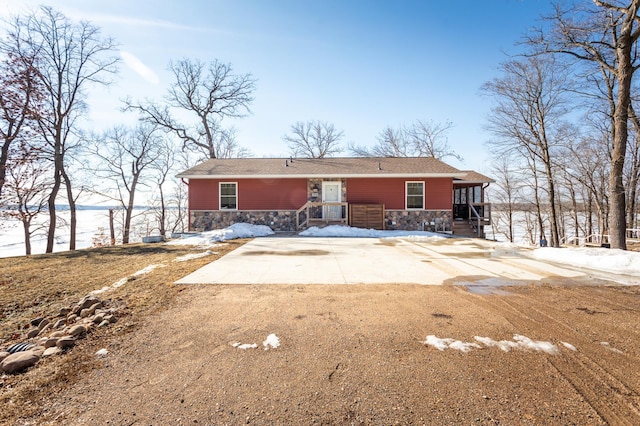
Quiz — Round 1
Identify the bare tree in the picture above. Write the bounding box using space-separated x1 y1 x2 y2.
0 51 42 200
126 58 255 159
148 137 181 239
482 56 570 247
92 124 160 244
408 120 462 161
349 120 461 161
2 6 119 252
349 126 410 157
528 0 640 249
283 120 344 158
1 144 51 255
489 155 524 243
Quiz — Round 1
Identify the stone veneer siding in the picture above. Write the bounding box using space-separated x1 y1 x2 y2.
191 210 297 232
384 210 451 232
190 208 451 233
307 178 347 202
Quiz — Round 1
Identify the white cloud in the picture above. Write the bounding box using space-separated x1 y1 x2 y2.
120 50 160 85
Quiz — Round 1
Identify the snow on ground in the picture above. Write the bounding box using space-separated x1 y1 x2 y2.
232 333 281 351
531 246 640 276
173 250 216 262
425 334 562 355
91 264 166 295
166 223 274 248
300 224 446 240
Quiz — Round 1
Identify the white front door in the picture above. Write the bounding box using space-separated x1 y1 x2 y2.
322 181 342 220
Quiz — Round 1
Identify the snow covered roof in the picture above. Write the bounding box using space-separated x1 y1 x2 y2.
177 157 469 179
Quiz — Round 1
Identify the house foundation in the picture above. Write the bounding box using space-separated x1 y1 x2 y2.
191 210 297 232
384 210 451 232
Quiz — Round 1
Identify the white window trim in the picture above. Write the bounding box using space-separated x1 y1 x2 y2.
405 181 425 210
219 181 238 210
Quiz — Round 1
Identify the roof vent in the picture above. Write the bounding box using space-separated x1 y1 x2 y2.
285 159 289 167
378 162 382 171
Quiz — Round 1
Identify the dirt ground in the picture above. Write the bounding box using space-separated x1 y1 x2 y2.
2 242 640 425
40 283 640 425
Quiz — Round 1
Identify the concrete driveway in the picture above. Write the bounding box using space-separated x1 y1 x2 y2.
176 237 589 285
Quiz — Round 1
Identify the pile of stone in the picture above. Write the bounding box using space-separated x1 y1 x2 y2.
0 295 123 374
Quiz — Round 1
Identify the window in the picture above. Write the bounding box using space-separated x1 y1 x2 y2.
406 181 424 209
219 182 237 209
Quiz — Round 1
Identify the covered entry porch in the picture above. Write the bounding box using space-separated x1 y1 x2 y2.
453 171 494 238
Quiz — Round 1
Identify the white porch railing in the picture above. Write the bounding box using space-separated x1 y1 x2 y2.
296 202 348 230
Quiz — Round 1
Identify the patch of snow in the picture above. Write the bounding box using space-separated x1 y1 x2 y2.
95 348 108 357
173 250 216 262
513 334 559 355
300 225 446 239
426 334 560 355
232 342 258 350
600 342 624 354
263 333 280 350
531 246 640 277
473 336 518 352
423 335 481 352
166 223 274 247
561 342 577 351
132 264 165 276
91 263 165 295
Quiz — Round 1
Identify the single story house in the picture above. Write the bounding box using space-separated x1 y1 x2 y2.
177 157 494 237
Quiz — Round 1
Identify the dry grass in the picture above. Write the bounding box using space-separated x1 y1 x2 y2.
0 240 247 424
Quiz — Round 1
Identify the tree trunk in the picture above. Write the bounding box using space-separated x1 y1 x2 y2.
22 219 31 255
46 165 62 253
159 189 166 238
62 169 76 251
123 173 139 244
109 209 116 245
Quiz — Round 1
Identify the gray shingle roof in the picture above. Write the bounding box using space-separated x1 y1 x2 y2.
177 157 469 178
455 170 495 184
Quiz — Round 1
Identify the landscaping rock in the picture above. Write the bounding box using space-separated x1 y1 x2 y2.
37 318 50 331
98 320 110 328
93 313 105 324
68 324 86 337
78 296 101 310
1 351 40 373
42 347 62 357
30 317 44 327
53 319 66 329
42 338 59 348
50 330 66 338
105 314 117 323
26 328 39 338
56 336 75 349
38 323 52 336
67 314 78 324
30 346 46 357
59 307 71 317
0 351 9 362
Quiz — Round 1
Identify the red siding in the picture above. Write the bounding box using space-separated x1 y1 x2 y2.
425 178 453 209
346 178 406 209
189 179 218 210
190 177 452 211
188 178 307 210
347 177 452 209
238 178 307 210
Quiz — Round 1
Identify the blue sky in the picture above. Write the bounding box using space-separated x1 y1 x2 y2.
1 0 556 173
